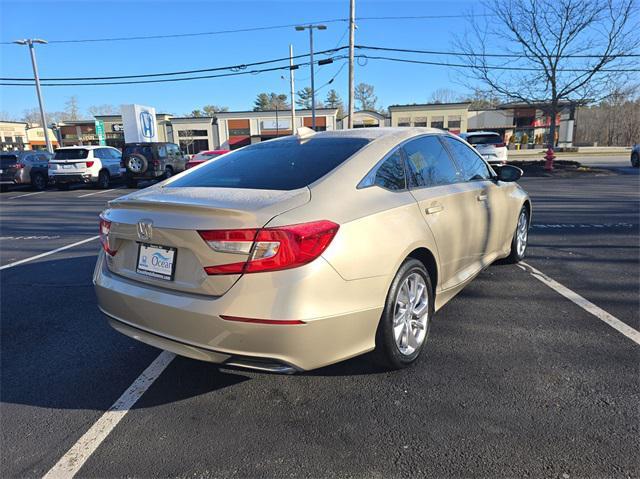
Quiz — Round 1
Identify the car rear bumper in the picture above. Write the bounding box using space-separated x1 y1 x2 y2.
51 173 95 183
93 251 384 371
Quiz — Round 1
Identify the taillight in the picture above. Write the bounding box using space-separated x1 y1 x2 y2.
495 143 506 148
99 218 117 256
14 163 24 169
153 159 160 169
199 220 339 275
86 161 94 168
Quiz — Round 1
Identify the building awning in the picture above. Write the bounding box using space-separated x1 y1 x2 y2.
29 140 59 146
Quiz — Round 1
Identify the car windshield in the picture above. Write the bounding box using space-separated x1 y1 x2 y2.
169 137 371 190
54 149 89 160
123 145 154 158
467 134 503 145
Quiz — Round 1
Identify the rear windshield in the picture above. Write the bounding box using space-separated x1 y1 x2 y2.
0 154 18 165
123 145 154 158
467 134 503 145
54 149 89 160
169 137 371 190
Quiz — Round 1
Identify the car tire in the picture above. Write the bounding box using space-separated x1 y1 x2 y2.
97 170 110 189
56 183 70 191
126 154 148 175
632 153 639 168
375 258 434 370
164 166 173 179
505 206 529 263
31 172 46 191
125 177 138 189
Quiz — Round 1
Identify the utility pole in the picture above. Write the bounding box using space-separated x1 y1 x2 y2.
295 24 327 130
347 0 356 129
289 44 296 132
14 38 53 153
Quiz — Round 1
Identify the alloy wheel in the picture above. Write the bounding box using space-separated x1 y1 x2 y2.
393 272 429 356
516 210 529 257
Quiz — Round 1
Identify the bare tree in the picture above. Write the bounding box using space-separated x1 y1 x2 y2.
456 0 637 149
65 95 81 120
178 129 195 154
354 83 378 111
429 88 461 104
575 87 640 145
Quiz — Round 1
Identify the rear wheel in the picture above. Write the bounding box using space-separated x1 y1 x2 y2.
505 206 529 263
97 170 110 189
164 166 173 179
632 153 639 168
375 258 433 369
31 172 46 191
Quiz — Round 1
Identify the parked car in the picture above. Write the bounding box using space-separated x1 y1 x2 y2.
0 150 51 191
186 149 230 169
49 146 122 190
631 144 639 167
95 128 530 373
460 131 508 166
122 142 185 188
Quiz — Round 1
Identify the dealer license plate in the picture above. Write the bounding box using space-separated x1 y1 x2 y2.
136 243 177 281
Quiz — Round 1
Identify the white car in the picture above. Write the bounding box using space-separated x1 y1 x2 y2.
49 146 122 190
460 131 508 166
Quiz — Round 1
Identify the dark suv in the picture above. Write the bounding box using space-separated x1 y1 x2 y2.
0 150 51 191
122 142 186 188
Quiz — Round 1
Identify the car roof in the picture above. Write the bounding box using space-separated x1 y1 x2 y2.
464 131 501 136
56 145 115 150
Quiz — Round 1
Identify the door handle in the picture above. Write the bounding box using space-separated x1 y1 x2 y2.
425 205 444 215
476 194 488 201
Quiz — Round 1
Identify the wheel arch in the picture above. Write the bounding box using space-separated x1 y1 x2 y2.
407 247 438 295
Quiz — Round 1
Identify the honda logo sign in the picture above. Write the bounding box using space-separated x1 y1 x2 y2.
121 104 159 143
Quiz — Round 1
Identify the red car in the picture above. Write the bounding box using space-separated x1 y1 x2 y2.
185 150 230 169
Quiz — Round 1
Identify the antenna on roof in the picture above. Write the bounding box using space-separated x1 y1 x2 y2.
295 126 316 140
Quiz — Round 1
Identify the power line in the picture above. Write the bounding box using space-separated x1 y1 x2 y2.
1 46 347 81
0 19 349 45
355 54 640 72
357 44 640 59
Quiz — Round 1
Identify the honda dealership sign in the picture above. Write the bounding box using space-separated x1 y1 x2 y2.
121 104 158 143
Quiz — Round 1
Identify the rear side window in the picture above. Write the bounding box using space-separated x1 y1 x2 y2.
443 137 492 182
373 150 406 191
54 149 89 160
466 134 503 145
169 137 370 190
403 136 459 188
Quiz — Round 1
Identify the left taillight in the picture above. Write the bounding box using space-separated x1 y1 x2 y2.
199 220 339 275
99 218 117 256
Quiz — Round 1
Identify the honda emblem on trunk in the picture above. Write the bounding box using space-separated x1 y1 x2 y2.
137 219 153 241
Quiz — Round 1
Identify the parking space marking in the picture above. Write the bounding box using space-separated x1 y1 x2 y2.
0 235 99 271
77 187 123 198
7 191 46 200
43 351 175 479
519 262 640 346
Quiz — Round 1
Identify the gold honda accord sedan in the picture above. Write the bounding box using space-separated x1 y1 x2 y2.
94 128 530 372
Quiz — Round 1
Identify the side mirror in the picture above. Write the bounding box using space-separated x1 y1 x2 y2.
496 164 523 182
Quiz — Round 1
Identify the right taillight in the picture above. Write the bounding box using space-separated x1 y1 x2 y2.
495 142 506 148
99 217 117 256
199 220 339 275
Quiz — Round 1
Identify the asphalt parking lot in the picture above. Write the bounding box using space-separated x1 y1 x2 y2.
1 165 638 478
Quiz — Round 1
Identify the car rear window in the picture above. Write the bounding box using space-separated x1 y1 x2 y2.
169 137 371 190
54 149 89 160
123 145 154 158
466 134 503 145
1 154 18 167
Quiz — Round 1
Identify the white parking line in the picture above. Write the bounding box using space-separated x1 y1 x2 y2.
43 351 176 479
519 262 640 346
77 187 123 198
7 191 46 200
0 235 99 271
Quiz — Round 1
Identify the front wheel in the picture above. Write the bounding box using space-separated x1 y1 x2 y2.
632 153 639 168
375 259 434 369
31 172 46 191
505 207 529 263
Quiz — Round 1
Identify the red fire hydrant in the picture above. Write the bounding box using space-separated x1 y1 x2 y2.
544 147 555 171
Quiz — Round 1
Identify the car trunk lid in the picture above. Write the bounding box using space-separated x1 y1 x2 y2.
101 185 311 296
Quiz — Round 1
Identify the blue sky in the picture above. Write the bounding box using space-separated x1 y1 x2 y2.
0 0 488 118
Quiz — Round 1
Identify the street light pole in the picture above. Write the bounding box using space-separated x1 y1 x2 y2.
348 0 356 129
295 24 327 131
14 38 53 154
289 44 296 132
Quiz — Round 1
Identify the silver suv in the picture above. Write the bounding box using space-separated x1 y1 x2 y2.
49 146 122 190
0 150 51 191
